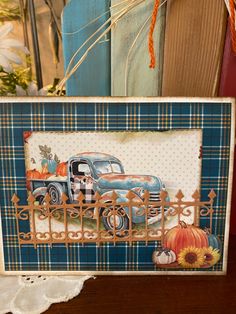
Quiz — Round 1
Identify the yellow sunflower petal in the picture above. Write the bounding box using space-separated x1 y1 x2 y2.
178 247 204 268
202 246 221 267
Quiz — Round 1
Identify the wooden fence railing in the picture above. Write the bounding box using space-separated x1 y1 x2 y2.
12 189 216 248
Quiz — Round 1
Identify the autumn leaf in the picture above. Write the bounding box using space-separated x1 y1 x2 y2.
54 154 60 164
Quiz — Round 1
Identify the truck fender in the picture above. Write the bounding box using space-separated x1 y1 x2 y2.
33 183 65 204
32 187 47 202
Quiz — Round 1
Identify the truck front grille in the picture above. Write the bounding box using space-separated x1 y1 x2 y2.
148 191 161 220
149 191 161 203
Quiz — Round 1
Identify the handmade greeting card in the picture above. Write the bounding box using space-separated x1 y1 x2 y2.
0 98 234 275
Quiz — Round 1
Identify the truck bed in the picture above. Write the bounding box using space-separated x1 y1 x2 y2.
30 179 68 192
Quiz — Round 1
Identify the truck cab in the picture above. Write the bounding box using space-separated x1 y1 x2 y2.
68 152 125 203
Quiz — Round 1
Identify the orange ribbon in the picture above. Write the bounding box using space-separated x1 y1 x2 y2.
148 0 160 69
230 0 236 54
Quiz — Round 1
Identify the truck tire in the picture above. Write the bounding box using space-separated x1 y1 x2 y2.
36 195 45 205
47 182 64 205
102 206 129 237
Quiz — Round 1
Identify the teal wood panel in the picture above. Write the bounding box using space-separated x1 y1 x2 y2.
111 0 166 96
62 0 111 96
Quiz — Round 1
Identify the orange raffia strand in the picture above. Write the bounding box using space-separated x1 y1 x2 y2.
230 0 236 54
148 0 160 69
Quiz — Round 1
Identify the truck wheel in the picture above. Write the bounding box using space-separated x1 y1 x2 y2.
47 183 64 205
36 195 45 205
102 207 129 237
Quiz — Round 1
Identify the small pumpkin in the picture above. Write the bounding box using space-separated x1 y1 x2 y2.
26 169 41 190
40 172 52 180
56 162 67 177
205 228 222 254
164 221 208 255
152 248 176 265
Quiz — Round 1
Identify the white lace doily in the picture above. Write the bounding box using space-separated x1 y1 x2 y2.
0 275 92 314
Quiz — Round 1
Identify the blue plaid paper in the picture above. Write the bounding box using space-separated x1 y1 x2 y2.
0 100 233 272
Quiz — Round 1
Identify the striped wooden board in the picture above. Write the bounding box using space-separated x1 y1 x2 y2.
162 0 227 97
111 0 166 96
62 0 111 96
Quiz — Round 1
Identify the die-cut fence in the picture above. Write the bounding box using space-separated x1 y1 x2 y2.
12 189 216 248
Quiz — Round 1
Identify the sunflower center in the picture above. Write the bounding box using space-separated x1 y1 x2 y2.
185 252 198 264
205 253 213 262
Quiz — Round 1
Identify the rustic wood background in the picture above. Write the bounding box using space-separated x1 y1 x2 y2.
162 0 227 97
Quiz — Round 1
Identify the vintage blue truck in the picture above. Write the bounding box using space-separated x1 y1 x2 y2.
30 152 168 233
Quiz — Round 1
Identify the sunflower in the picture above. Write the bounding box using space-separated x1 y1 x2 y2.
202 246 221 267
178 247 204 268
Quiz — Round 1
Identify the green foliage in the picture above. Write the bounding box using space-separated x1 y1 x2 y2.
39 145 60 164
0 66 31 95
0 0 64 97
39 145 52 160
54 154 60 164
47 78 66 96
0 0 20 21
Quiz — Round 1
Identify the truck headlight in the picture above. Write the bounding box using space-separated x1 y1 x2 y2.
139 188 145 197
131 187 145 198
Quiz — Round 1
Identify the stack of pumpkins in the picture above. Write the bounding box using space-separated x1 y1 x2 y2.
26 161 67 191
152 221 222 269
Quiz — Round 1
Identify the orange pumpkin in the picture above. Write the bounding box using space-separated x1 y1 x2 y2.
26 169 41 190
40 172 52 180
164 221 208 255
56 162 67 177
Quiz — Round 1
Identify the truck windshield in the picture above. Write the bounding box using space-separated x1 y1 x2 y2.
93 161 123 175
